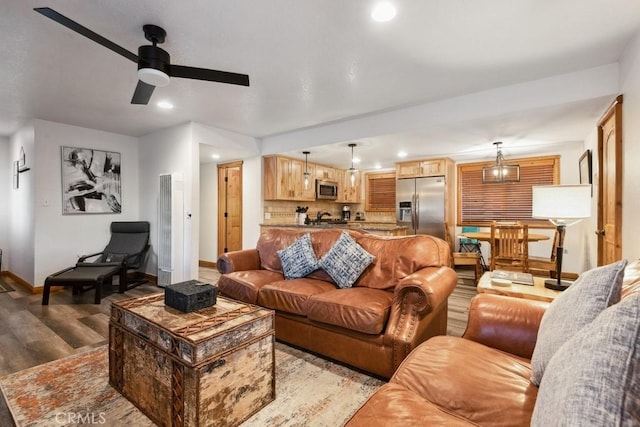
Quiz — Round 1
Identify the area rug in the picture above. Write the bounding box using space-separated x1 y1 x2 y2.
0 278 14 293
0 342 383 426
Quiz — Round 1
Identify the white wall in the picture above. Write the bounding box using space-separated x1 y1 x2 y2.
620 29 640 263
9 124 35 283
199 161 218 262
582 127 600 269
194 122 260 258
0 136 9 271
32 120 140 285
139 122 197 281
199 155 262 260
242 156 263 249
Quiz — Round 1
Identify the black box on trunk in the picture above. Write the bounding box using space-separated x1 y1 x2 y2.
164 280 217 313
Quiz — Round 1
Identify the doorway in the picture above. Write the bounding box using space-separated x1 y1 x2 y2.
218 161 243 256
597 95 623 265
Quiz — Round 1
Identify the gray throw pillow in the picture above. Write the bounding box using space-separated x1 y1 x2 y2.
277 233 319 279
318 231 375 288
530 260 627 385
531 291 640 426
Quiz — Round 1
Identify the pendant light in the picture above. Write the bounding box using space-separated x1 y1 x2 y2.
303 151 311 190
348 143 357 187
482 142 520 184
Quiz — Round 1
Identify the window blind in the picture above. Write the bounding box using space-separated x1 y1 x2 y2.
365 172 396 211
457 156 559 226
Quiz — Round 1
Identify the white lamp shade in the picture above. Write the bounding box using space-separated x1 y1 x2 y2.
532 185 591 220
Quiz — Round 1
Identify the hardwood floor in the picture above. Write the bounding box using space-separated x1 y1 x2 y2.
0 267 476 425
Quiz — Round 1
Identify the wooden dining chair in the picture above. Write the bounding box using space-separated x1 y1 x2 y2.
489 221 529 272
445 223 483 284
529 229 564 278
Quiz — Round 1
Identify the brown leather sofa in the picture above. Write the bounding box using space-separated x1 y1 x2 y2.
345 277 640 426
216 227 457 379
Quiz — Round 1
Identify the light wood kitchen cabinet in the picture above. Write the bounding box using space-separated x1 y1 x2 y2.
396 161 421 178
264 156 315 201
419 159 446 176
336 169 361 203
396 158 447 178
315 165 339 182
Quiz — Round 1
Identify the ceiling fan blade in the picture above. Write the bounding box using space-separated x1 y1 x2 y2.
131 81 155 105
34 7 138 63
169 65 250 86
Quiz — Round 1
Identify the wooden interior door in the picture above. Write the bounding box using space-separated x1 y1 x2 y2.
597 95 623 265
217 161 243 256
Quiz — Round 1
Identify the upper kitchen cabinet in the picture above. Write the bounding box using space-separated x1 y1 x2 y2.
315 164 339 182
336 169 361 203
264 156 316 201
396 161 421 178
396 158 448 178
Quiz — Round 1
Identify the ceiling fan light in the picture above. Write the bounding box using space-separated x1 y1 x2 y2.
138 68 170 87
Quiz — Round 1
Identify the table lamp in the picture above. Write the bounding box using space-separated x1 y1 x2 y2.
532 184 592 291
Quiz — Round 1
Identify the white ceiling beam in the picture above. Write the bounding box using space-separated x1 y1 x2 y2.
260 63 620 155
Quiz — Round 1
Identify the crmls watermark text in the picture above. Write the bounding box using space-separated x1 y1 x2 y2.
55 412 107 424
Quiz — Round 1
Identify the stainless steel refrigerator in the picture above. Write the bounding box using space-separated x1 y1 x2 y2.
396 176 445 238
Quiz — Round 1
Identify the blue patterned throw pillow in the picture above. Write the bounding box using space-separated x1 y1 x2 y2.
277 234 319 279
319 231 375 288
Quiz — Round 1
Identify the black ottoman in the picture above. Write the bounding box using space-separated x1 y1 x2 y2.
42 265 122 305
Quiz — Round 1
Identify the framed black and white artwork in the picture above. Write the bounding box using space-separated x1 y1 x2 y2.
61 146 122 214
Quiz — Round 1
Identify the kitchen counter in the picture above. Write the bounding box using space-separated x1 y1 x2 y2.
260 222 408 236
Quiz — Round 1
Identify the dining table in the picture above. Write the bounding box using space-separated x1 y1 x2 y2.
460 231 550 243
460 231 550 270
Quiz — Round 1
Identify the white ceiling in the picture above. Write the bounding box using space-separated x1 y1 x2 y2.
2 1 640 169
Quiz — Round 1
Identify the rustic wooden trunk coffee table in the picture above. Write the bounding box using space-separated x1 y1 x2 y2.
109 293 275 427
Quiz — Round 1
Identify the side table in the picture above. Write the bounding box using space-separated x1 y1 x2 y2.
477 272 562 302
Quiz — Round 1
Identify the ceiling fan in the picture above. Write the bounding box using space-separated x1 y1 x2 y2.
34 7 250 105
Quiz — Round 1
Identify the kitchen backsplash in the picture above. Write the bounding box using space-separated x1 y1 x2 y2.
262 200 395 224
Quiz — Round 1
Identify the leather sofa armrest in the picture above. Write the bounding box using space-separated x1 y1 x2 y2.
462 293 549 359
384 266 458 369
216 249 261 274
394 266 458 315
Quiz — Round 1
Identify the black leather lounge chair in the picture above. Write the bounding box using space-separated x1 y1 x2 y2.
42 221 150 305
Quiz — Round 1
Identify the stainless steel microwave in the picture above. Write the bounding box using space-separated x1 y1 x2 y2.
316 180 338 200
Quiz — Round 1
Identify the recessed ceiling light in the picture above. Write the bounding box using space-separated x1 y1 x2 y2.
397 151 407 158
374 163 382 169
353 157 361 164
157 100 174 110
211 154 220 159
371 2 397 22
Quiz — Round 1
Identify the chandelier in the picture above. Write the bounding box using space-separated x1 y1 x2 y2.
482 142 520 184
